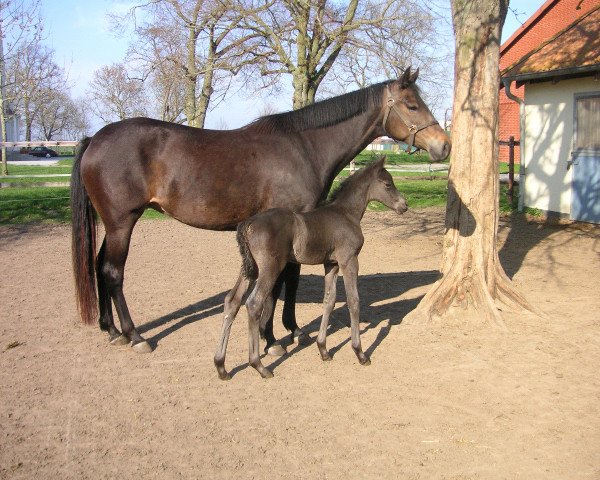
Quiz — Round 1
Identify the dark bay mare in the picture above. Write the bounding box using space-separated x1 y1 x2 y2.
214 158 407 379
71 67 450 353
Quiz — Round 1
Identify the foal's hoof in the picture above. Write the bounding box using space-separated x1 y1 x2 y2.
109 334 129 346
131 340 153 353
359 356 371 366
260 369 274 379
292 328 310 346
320 352 332 362
266 343 287 357
218 371 232 381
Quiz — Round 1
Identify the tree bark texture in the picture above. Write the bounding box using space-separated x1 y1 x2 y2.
405 0 535 327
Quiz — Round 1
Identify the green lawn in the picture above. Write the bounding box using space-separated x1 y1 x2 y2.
0 157 521 225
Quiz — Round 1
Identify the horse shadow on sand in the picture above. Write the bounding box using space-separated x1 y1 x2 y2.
137 269 439 374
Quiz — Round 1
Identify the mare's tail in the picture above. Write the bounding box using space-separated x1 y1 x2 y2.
70 137 98 325
236 220 258 280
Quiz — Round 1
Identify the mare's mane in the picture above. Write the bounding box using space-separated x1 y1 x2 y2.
246 80 394 134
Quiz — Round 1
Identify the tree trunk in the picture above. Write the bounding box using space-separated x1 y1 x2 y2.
0 27 7 176
404 0 536 328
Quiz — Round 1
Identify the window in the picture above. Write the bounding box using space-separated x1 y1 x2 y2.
575 94 600 152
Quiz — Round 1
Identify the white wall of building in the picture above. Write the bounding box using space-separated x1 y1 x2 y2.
523 77 600 215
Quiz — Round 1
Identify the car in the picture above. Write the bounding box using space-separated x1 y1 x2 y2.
29 146 59 158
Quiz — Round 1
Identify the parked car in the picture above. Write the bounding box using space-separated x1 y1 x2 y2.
29 146 59 158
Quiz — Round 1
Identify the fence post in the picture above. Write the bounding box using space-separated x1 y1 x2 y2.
507 136 515 206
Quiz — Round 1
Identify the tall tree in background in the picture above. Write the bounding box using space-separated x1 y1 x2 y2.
8 43 63 140
243 0 447 110
88 63 148 123
405 0 536 327
122 0 263 128
0 0 42 175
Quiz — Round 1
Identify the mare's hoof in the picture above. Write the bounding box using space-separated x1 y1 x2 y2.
131 340 153 353
359 356 371 366
110 334 129 346
260 369 274 379
293 328 310 345
266 343 286 357
218 372 232 381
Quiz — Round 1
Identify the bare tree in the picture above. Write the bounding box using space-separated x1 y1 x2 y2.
241 0 450 110
405 0 536 327
0 0 42 174
35 88 78 140
88 63 148 123
119 0 263 128
8 43 62 140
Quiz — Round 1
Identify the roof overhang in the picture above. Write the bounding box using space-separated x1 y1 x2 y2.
503 64 600 86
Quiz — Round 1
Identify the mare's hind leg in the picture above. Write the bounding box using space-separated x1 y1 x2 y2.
214 273 251 380
340 257 370 366
317 263 339 361
96 239 127 345
101 212 151 353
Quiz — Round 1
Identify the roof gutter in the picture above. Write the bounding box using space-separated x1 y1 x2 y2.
502 78 526 213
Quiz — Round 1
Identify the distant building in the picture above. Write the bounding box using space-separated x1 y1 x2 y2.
365 136 401 153
501 1 600 223
499 0 600 164
3 105 20 142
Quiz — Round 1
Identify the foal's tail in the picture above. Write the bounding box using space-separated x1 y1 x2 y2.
70 137 98 325
236 220 258 280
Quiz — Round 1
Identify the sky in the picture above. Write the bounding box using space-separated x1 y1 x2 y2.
36 0 548 131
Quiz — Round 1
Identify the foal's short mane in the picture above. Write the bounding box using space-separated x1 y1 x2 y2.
246 80 394 134
326 160 381 204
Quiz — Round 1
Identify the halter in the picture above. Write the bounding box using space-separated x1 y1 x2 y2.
382 85 439 154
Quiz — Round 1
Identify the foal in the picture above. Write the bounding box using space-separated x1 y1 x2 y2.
214 158 408 380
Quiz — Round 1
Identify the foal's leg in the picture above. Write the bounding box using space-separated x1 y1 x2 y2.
317 263 339 361
96 239 127 345
100 213 151 353
246 280 277 379
214 273 251 380
282 263 309 345
260 273 287 357
340 257 370 366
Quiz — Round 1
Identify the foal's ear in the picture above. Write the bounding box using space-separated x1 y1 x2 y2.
375 155 386 169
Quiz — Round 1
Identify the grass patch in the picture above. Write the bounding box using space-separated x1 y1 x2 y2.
0 187 72 224
4 158 74 176
0 186 168 224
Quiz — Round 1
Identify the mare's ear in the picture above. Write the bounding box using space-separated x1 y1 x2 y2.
400 66 412 88
400 66 419 87
409 67 419 83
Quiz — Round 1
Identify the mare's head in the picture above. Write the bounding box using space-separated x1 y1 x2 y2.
381 67 451 161
366 157 408 215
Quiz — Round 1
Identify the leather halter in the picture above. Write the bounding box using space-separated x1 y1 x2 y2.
382 85 439 154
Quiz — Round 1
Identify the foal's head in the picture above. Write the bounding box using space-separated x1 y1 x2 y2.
366 157 408 215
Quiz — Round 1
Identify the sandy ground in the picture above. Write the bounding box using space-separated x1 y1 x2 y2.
1 208 599 479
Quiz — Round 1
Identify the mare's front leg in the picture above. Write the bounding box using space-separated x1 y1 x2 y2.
317 263 339 361
214 273 251 380
282 263 310 345
340 257 370 366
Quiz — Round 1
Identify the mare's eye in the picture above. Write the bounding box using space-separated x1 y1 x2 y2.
407 105 418 111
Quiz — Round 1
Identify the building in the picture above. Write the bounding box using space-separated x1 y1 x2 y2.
499 0 600 164
501 1 600 223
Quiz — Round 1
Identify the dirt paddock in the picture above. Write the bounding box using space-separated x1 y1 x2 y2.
1 208 599 479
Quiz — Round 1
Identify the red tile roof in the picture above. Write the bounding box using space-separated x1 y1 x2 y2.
502 4 600 81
